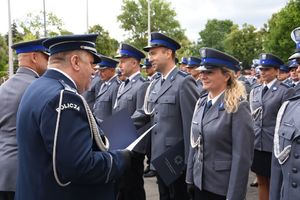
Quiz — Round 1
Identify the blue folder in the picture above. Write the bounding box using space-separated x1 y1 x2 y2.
100 109 138 150
152 140 185 186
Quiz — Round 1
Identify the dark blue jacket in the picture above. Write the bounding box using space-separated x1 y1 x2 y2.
16 69 127 200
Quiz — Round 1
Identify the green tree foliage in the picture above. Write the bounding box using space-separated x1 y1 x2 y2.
117 0 190 58
263 0 300 61
198 19 234 51
15 11 72 40
224 24 263 69
88 25 119 57
0 34 8 78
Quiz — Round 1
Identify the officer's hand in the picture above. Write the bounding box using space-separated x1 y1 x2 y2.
187 183 195 199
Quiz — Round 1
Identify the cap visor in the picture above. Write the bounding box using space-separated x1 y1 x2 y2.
289 52 300 60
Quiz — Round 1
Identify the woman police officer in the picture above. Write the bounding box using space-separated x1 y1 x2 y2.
186 47 254 200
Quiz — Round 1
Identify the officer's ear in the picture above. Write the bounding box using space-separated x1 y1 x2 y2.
70 54 81 71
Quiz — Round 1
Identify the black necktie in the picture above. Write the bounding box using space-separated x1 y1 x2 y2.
262 86 268 97
203 100 212 116
161 78 165 86
124 79 129 86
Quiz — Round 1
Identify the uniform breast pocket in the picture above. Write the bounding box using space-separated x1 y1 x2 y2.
158 96 176 117
279 123 296 147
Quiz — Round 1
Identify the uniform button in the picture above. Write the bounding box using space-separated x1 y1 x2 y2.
154 132 157 135
292 168 298 173
282 133 285 136
295 153 300 159
155 111 158 114
292 182 297 188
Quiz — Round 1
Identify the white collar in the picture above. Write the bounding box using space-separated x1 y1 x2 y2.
128 71 140 81
208 90 225 105
105 74 117 85
48 68 77 89
263 78 277 89
162 66 177 80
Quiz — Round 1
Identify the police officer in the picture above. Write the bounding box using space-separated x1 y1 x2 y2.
82 71 102 110
186 56 206 96
186 57 201 81
287 59 300 94
250 53 294 200
278 64 292 85
179 57 188 72
93 55 120 122
15 34 132 200
186 48 254 200
0 38 49 200
143 58 159 81
132 32 200 200
270 54 300 200
113 43 149 200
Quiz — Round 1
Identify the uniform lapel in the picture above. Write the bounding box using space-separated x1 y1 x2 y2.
202 93 224 126
262 80 279 103
117 73 140 99
153 68 178 103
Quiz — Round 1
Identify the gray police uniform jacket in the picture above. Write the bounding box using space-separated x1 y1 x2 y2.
186 94 254 199
82 75 102 110
0 67 39 191
294 82 300 95
270 95 300 200
132 68 200 164
250 80 294 152
93 76 120 121
113 73 148 116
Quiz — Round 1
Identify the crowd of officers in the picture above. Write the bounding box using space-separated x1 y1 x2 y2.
0 28 300 200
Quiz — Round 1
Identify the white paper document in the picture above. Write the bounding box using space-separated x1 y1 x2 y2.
126 124 156 151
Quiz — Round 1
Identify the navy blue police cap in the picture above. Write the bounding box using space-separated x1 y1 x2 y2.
187 57 201 68
288 59 299 69
142 58 152 69
258 53 284 69
115 43 145 61
143 32 181 52
11 38 49 55
43 34 101 63
279 64 289 73
179 57 188 65
197 47 240 72
97 55 119 69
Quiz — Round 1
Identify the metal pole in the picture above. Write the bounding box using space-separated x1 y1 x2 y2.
86 0 89 33
147 0 151 45
43 0 47 37
8 0 13 78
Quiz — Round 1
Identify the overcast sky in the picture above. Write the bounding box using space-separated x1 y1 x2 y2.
0 0 289 42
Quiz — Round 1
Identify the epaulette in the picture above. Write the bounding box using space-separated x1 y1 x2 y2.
178 70 188 77
139 76 147 82
58 80 77 93
288 94 300 101
116 78 122 84
280 82 291 88
154 73 161 79
253 83 262 89
200 91 208 98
